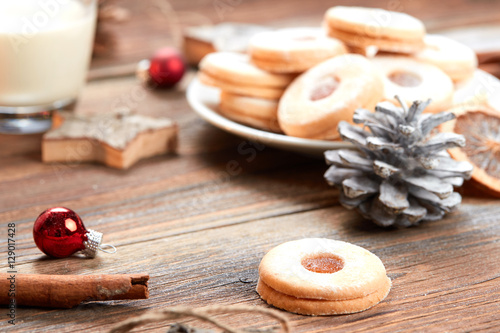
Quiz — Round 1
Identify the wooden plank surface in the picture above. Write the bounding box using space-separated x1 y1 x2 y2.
1 1 500 332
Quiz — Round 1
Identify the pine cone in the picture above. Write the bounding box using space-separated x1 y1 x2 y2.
324 97 473 227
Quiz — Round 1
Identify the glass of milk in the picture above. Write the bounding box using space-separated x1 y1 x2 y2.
0 0 97 134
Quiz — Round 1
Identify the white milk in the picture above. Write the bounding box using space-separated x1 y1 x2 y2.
0 0 96 107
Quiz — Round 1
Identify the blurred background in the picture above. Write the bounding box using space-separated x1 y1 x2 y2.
2 0 499 155
94 0 500 76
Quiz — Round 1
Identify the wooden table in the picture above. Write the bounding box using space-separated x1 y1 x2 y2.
1 1 499 332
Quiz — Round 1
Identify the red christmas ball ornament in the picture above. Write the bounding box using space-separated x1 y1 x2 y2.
33 207 115 258
137 47 185 88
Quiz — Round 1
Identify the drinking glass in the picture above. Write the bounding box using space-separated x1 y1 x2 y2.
0 0 97 134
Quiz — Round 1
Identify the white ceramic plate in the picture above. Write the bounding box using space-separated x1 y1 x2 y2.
187 70 500 156
186 78 352 156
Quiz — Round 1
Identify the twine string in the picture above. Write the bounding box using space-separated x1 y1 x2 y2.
108 305 290 333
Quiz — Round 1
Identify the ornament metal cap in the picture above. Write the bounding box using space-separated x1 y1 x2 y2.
136 59 151 86
82 229 116 258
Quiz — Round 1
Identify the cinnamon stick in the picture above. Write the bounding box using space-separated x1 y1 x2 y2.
0 273 149 308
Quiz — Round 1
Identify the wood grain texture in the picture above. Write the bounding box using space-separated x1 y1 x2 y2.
1 1 500 332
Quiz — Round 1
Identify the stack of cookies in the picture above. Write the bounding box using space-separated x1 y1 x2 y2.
324 6 477 113
198 27 347 134
324 7 477 83
198 52 294 132
197 6 479 141
256 238 392 316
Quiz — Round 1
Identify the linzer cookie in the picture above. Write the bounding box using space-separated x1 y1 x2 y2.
249 27 347 73
198 52 295 99
278 54 383 140
257 238 391 315
413 34 478 83
42 111 177 169
371 56 454 113
325 6 425 55
219 92 281 132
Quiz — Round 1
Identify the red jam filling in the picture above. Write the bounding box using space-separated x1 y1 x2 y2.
301 255 344 274
310 76 339 101
388 71 422 87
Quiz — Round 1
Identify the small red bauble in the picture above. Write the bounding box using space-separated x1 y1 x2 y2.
147 47 185 88
33 207 113 258
136 47 186 88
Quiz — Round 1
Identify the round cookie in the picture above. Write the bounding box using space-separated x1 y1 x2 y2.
198 72 284 99
371 56 454 113
219 91 281 132
413 34 478 83
258 238 390 301
198 52 295 99
325 6 425 54
249 27 347 73
257 277 391 316
278 54 384 140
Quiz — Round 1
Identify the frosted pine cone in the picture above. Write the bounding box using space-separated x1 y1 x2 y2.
324 97 473 227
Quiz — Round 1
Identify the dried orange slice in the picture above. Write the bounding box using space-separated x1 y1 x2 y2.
441 106 500 197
